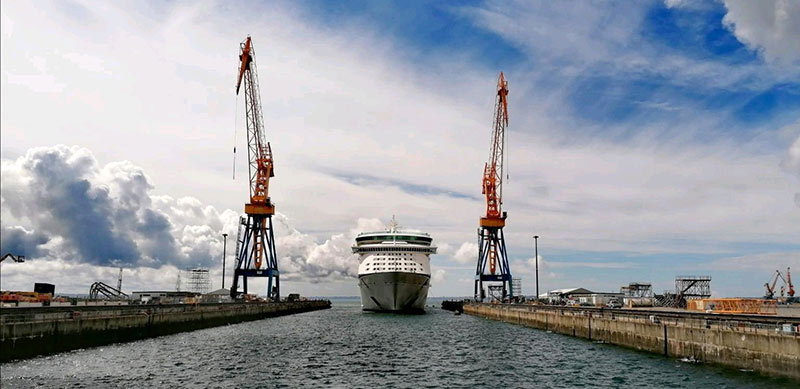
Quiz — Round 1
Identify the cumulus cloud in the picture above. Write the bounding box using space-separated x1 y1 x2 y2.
0 146 240 268
0 145 393 291
722 0 800 63
0 226 50 258
451 242 478 264
2 146 149 265
274 216 384 282
431 269 446 285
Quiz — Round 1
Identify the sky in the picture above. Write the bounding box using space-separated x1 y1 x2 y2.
1 0 799 298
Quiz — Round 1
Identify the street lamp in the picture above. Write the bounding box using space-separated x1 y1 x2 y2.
222 233 228 289
534 235 539 304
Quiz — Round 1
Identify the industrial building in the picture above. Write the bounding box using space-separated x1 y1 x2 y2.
538 288 622 306
131 291 199 304
200 288 233 303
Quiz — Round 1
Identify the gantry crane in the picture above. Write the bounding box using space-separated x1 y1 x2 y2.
474 73 513 302
229 36 280 300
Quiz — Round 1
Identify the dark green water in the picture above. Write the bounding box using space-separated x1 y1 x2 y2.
1 298 796 388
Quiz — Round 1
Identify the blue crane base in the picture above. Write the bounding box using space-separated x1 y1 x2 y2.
230 213 280 300
474 226 513 302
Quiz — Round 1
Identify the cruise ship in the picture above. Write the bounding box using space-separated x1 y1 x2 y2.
353 218 437 312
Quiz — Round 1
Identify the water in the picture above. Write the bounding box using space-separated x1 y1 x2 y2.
1 298 795 388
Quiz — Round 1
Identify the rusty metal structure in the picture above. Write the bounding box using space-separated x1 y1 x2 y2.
475 73 513 301
687 298 777 315
230 36 280 300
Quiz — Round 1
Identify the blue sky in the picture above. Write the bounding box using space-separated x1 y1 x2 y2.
1 0 799 298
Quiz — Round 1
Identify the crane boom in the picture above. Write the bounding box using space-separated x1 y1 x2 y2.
765 270 782 299
482 73 509 222
236 37 274 211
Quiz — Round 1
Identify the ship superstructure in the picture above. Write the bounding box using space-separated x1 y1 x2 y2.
353 218 437 312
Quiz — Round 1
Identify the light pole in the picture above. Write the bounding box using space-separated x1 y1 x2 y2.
534 235 539 304
222 233 228 289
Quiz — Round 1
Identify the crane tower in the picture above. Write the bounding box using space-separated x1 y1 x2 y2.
230 36 280 300
475 73 513 302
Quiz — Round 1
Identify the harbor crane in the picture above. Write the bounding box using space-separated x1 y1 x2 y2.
474 73 514 302
764 269 788 299
229 36 280 300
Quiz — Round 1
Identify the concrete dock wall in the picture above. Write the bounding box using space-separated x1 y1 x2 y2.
1 300 331 362
464 302 800 380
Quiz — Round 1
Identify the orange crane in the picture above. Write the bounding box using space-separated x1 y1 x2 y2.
474 73 514 302
230 36 280 300
787 267 795 297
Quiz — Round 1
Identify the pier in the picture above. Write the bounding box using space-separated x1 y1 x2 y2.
464 302 800 380
0 300 331 362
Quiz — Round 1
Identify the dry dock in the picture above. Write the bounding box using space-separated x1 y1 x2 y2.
1 300 331 362
464 302 800 380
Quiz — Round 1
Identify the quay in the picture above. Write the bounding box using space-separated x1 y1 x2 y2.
0 300 331 362
464 302 800 380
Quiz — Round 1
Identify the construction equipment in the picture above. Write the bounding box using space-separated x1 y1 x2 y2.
474 73 513 302
764 270 784 299
229 36 280 301
89 282 128 300
1 253 25 263
788 267 795 297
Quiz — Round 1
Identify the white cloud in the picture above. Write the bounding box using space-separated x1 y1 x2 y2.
431 269 446 285
0 146 396 292
546 261 637 269
722 0 800 63
451 242 478 264
710 252 800 270
781 132 800 207
2 1 799 297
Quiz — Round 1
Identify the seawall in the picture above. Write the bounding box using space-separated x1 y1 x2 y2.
464 302 800 380
1 300 331 362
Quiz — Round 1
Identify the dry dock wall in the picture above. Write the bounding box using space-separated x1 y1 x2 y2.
464 302 800 380
1 300 331 362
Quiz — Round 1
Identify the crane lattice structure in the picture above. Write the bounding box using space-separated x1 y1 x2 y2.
475 73 513 302
230 36 280 300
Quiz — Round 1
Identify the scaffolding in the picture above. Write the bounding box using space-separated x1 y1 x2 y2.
676 276 711 300
622 282 653 297
656 276 712 308
186 268 211 294
511 278 522 297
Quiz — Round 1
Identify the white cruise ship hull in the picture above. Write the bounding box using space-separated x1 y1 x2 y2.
359 272 430 312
